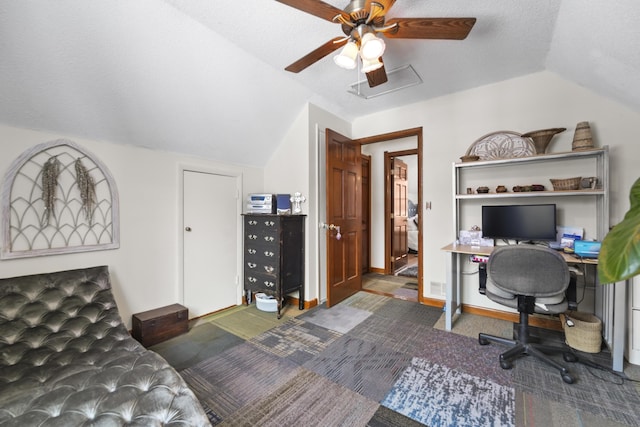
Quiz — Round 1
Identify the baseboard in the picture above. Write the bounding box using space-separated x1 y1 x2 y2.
462 304 563 331
421 296 446 309
287 296 318 310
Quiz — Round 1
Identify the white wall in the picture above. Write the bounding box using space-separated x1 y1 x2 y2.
0 124 263 327
352 71 640 307
263 103 351 304
5 70 638 323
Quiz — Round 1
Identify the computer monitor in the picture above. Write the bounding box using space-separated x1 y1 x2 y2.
481 204 557 242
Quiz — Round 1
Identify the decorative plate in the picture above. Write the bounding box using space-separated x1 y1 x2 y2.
465 131 535 160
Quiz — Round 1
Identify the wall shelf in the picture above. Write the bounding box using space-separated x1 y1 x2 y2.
455 189 605 199
453 145 609 240
454 147 607 169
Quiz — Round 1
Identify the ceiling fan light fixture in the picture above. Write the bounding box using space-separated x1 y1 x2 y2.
361 57 383 73
359 32 385 60
333 40 359 69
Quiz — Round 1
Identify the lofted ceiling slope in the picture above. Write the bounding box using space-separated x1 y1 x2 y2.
0 0 638 167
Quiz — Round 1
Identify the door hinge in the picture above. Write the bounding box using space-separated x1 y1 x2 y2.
390 213 394 219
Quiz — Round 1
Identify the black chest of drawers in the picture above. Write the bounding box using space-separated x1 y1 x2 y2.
243 214 305 318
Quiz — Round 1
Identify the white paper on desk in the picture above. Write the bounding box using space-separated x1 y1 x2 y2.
556 226 583 246
459 230 494 247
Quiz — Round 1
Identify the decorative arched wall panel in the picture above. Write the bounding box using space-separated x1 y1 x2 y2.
1 139 120 259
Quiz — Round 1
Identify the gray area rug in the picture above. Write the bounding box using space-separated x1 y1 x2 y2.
396 265 418 277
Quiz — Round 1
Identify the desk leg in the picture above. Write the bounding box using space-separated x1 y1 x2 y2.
612 280 626 372
445 252 461 331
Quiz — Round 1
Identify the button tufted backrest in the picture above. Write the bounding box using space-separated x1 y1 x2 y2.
0 266 212 426
0 266 136 384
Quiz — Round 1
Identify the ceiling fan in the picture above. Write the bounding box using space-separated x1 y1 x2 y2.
277 0 476 88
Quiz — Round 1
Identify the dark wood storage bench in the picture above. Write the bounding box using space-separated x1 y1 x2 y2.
132 303 188 347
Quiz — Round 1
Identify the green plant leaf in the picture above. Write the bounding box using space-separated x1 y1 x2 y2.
598 177 640 283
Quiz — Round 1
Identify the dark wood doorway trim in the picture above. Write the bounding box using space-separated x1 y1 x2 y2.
353 127 423 303
384 149 417 275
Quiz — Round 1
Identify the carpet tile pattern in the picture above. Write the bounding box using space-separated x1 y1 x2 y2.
179 343 300 419
382 357 515 426
298 302 373 333
249 317 342 364
221 369 380 426
512 356 640 425
152 291 640 427
304 334 413 401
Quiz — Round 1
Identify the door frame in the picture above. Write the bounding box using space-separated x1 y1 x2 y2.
384 149 417 275
353 127 423 302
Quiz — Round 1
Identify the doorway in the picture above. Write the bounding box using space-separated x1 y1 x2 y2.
332 128 424 302
361 148 420 302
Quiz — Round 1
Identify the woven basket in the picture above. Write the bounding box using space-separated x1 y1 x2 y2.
560 312 602 353
550 177 581 191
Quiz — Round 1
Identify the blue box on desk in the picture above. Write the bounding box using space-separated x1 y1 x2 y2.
574 240 601 258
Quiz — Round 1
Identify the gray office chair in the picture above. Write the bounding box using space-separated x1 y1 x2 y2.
478 245 576 384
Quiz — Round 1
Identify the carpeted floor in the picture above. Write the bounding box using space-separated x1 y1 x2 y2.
152 292 640 427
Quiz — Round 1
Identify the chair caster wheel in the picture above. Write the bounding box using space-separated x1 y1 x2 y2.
563 352 578 363
562 373 575 384
500 360 513 370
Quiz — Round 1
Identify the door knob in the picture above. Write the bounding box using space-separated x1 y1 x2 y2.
320 223 341 240
185 227 192 232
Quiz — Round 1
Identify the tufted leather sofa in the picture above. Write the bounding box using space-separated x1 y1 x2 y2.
0 266 210 426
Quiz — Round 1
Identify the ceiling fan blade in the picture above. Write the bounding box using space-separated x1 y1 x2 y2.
366 63 388 88
276 0 350 23
285 37 348 73
384 17 476 40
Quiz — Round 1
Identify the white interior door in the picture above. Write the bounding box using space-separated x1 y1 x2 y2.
183 170 239 317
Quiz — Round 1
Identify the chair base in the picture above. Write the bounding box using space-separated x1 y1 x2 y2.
479 332 576 384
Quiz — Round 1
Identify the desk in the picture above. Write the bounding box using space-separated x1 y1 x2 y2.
442 243 626 372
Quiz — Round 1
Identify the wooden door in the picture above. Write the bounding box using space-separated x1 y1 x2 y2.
392 158 409 272
183 170 239 317
361 154 371 275
326 129 362 307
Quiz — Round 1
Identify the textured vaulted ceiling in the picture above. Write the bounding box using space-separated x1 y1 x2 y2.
0 1 638 166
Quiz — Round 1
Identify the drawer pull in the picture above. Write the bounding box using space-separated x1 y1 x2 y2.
264 281 275 287
264 220 275 226
248 248 256 254
248 220 257 225
264 266 275 273
264 251 274 257
247 262 257 268
249 234 257 240
248 276 257 283
264 236 275 242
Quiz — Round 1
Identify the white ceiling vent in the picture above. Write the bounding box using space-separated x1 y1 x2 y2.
348 65 422 99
